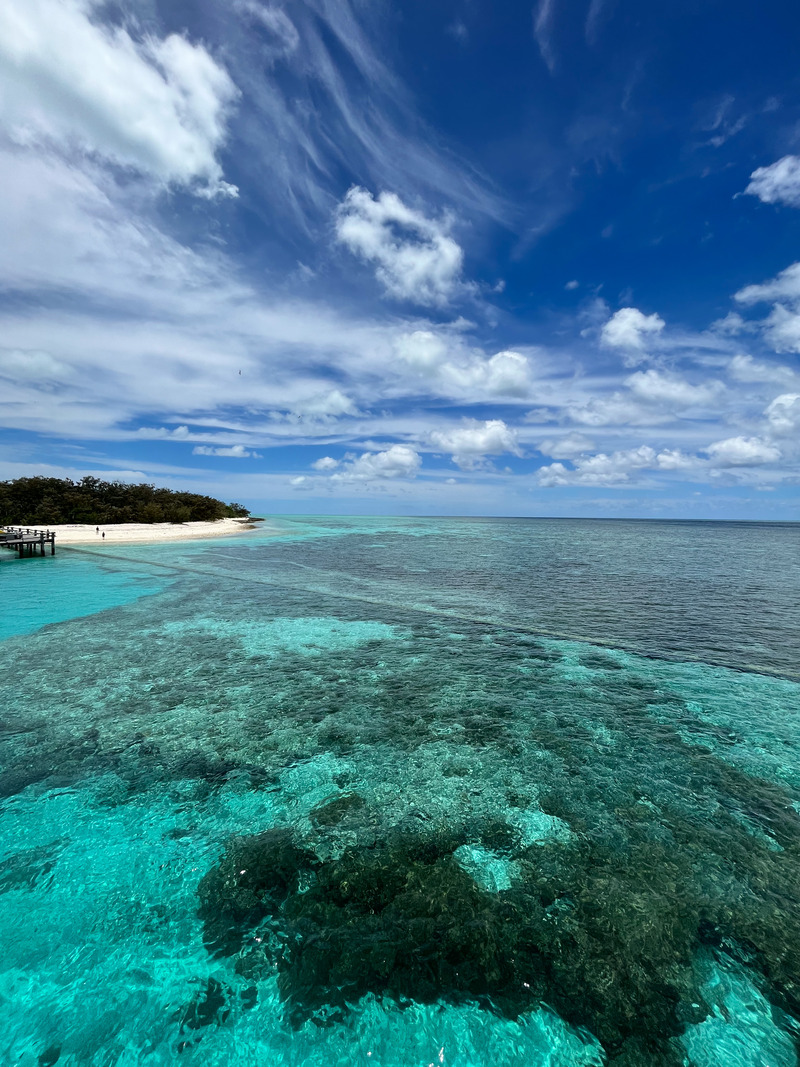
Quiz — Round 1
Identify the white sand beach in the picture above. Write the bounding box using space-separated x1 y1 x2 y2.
7 518 267 545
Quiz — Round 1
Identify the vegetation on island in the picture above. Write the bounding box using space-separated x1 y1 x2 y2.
0 476 249 525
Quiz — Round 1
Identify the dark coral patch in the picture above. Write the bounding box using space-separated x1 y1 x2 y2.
309 792 366 828
196 802 800 1066
197 828 318 956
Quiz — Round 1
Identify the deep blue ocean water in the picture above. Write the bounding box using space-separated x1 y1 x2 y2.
1 516 799 1067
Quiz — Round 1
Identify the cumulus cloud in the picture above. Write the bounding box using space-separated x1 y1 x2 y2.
332 444 421 481
711 311 754 335
192 444 260 457
0 0 239 197
537 432 595 459
744 156 800 208
287 389 359 420
428 419 522 470
625 369 723 407
394 332 533 398
136 425 192 440
568 368 725 429
734 263 800 352
735 262 800 307
395 330 450 372
537 444 698 487
568 394 674 428
600 307 665 354
705 436 781 467
311 456 340 471
765 393 800 436
335 187 464 306
727 354 797 384
442 350 532 398
537 446 658 487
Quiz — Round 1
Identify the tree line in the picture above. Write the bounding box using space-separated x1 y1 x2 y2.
0 477 250 525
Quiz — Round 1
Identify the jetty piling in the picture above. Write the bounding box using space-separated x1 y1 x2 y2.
0 527 56 557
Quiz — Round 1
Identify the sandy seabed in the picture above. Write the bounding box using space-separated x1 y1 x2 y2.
7 517 267 545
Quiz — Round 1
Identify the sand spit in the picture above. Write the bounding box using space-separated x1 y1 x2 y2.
6 518 271 545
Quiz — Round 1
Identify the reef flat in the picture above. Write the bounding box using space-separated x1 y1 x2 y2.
1 517 799 1067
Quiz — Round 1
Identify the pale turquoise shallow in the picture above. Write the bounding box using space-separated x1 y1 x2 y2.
0 517 799 1067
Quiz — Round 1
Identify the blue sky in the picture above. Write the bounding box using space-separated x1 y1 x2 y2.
1 0 799 518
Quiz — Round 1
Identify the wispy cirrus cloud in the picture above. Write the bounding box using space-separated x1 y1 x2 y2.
533 0 558 72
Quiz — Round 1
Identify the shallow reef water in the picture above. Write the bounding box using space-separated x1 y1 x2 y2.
1 517 799 1067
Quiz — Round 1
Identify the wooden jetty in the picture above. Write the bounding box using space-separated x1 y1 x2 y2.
0 527 56 557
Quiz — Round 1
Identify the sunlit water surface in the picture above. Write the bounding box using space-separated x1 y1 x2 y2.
1 517 799 1067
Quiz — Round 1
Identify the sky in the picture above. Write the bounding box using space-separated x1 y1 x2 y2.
1 0 799 519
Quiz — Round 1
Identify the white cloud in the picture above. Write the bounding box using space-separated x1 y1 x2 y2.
0 0 239 197
705 436 781 467
626 369 723 407
428 419 522 470
734 263 800 353
311 456 340 471
758 305 800 353
744 156 800 208
565 279 579 290
537 445 658 487
765 393 800 436
0 348 72 381
192 444 260 458
567 395 673 427
711 311 753 335
236 2 299 61
537 444 698 487
395 330 450 371
441 350 533 398
735 262 800 307
600 307 665 353
136 425 192 440
538 432 595 459
395 332 534 399
728 354 797 384
534 0 557 72
335 187 464 306
287 389 359 419
332 444 422 481
655 449 699 471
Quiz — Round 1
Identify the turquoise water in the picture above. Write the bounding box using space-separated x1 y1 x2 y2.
1 517 799 1067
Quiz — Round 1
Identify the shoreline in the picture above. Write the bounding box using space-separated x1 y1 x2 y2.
5 518 270 545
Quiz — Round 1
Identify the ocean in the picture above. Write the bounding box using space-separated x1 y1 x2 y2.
1 516 799 1067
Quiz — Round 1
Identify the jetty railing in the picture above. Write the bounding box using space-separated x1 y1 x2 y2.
0 527 56 557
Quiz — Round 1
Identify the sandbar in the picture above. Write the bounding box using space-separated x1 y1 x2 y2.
7 518 271 545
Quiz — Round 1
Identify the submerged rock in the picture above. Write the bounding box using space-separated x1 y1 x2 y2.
197 827 318 955
310 792 366 828
175 977 231 1054
0 840 65 893
452 844 519 892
